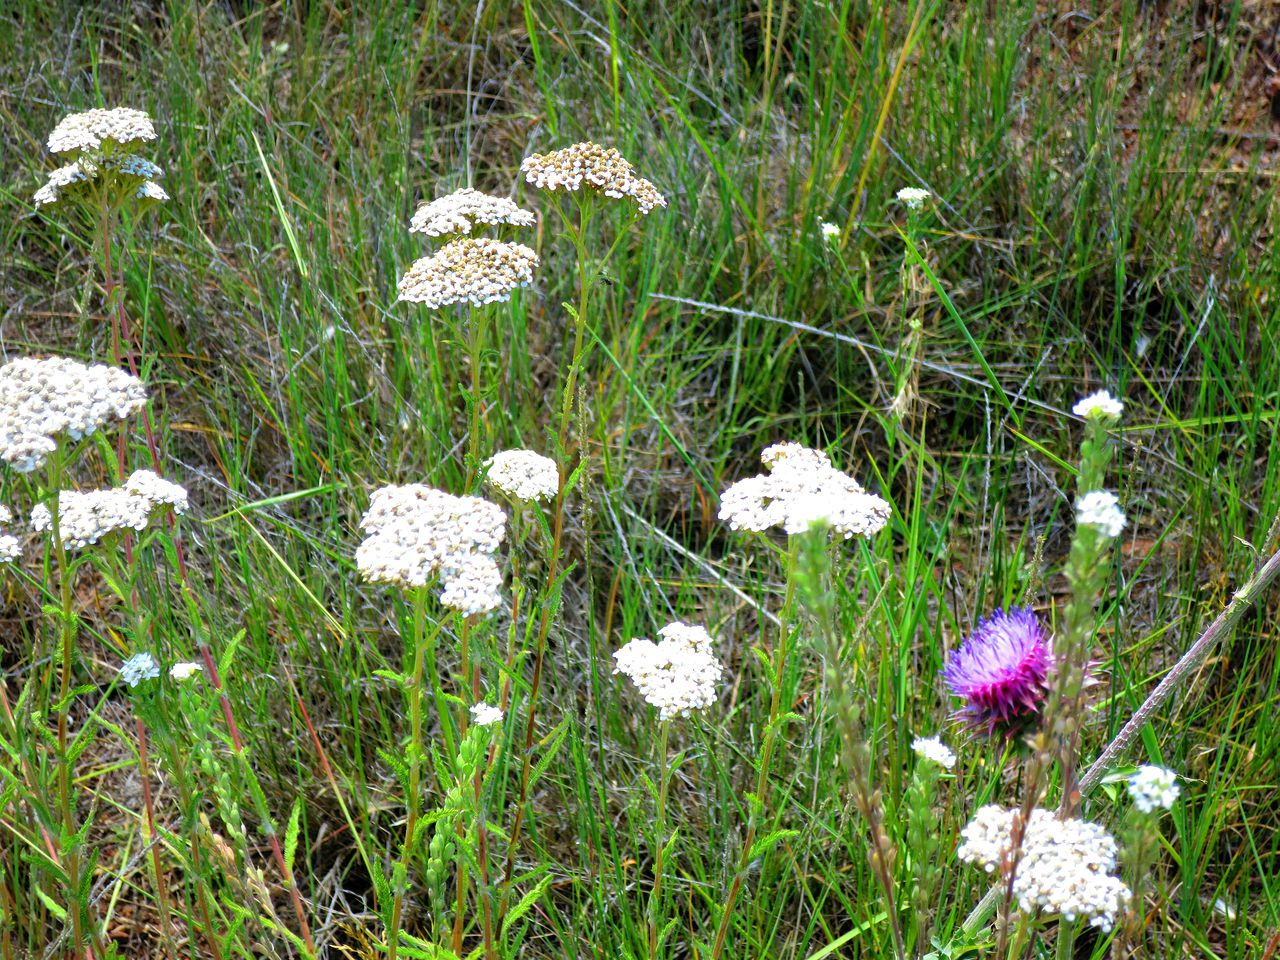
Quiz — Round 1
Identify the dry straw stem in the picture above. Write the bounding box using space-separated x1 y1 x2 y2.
1078 525 1280 795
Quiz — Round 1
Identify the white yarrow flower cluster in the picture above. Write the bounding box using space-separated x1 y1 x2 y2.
521 141 667 215
0 505 18 563
1077 490 1126 538
47 108 157 154
1127 765 1180 813
119 652 161 688
719 442 890 540
356 484 507 615
37 109 166 209
820 221 840 239
1073 390 1124 420
0 357 147 472
170 661 203 681
397 238 538 309
32 161 92 207
410 188 536 237
911 736 956 769
958 805 1131 932
612 621 722 721
484 449 558 502
31 470 189 549
896 186 931 210
125 469 190 514
136 181 169 202
470 702 504 726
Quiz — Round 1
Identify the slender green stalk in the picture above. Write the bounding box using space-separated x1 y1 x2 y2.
387 587 437 960
710 539 799 960
647 720 672 960
452 617 473 955
499 193 600 917
467 305 486 489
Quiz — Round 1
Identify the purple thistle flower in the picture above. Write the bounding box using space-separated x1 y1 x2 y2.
943 607 1053 736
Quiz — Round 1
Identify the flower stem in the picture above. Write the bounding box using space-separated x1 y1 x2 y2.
498 194 596 918
648 720 672 960
388 587 436 960
710 538 799 960
135 714 177 959
467 306 486 489
452 618 473 956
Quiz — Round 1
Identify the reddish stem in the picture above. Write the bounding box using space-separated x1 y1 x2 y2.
100 213 312 953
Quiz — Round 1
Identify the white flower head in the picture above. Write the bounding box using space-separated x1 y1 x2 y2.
397 238 538 309
957 805 1131 932
520 142 667 214
1127 765 1179 813
911 736 956 769
119 652 161 688
33 160 94 207
1073 390 1124 421
0 357 147 472
47 107 157 155
410 188 535 237
356 484 507 615
169 661 203 681
470 702 504 727
34 152 165 210
612 620 722 721
484 449 559 502
0 506 17 563
124 469 189 515
136 181 169 203
1077 490 1126 538
820 221 840 239
719 442 890 541
896 187 931 210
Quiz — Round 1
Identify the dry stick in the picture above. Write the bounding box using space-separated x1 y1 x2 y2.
100 221 316 956
1078 540 1280 796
